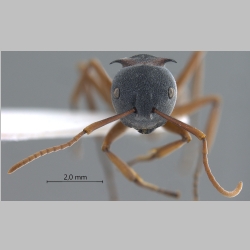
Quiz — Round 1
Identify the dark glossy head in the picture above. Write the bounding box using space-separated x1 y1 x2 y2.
111 54 177 134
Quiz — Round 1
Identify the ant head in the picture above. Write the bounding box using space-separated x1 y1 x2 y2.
110 55 177 134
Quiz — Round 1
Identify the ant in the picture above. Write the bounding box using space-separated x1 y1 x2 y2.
8 52 243 200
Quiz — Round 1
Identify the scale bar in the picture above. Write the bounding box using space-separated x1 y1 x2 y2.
46 180 103 183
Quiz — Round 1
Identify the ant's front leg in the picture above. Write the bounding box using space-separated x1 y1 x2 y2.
102 121 180 199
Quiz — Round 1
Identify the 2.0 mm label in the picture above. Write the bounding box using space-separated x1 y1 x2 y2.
64 174 87 181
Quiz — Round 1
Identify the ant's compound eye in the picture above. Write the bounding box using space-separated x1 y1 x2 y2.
168 87 174 99
114 88 120 98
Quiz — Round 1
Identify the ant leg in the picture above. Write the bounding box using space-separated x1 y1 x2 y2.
127 122 192 166
173 95 221 200
94 136 119 201
176 51 206 92
179 55 204 168
190 55 204 100
154 108 243 198
84 70 112 109
87 59 112 93
102 122 180 198
70 62 89 109
70 59 113 110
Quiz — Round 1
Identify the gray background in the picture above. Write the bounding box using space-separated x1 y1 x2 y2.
1 51 250 201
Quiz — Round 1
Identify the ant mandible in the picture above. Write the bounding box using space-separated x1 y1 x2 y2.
8 52 243 200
